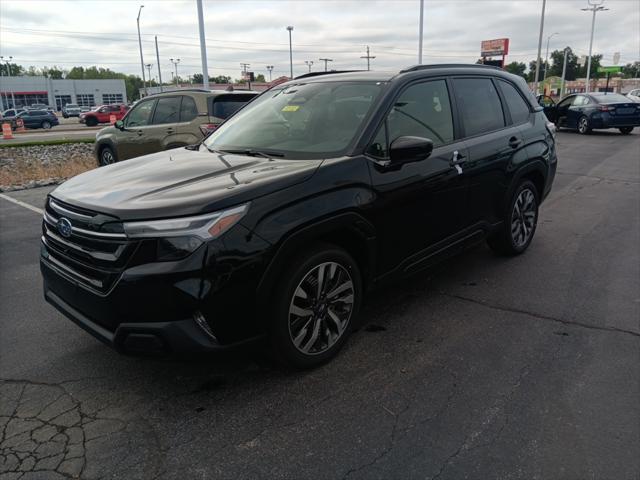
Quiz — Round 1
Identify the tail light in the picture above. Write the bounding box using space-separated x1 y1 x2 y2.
199 123 218 136
597 105 613 112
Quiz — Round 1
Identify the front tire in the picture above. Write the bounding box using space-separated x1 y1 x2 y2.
488 180 539 256
98 146 117 166
577 115 591 134
269 244 362 369
619 127 634 135
85 117 98 127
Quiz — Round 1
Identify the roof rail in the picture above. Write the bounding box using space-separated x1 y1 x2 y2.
399 64 501 74
293 70 365 80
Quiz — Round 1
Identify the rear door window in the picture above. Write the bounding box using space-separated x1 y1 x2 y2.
180 96 199 122
452 78 505 137
152 97 181 125
497 80 531 125
208 94 256 120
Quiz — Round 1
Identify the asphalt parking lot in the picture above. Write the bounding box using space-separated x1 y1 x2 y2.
1 130 638 479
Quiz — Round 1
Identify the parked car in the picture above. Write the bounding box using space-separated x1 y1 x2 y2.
541 92 640 134
79 104 129 127
1 108 27 121
94 89 258 166
80 106 91 113
626 89 640 103
40 65 557 367
62 103 82 118
13 109 59 129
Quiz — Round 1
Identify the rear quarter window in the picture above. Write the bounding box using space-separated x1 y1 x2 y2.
208 94 256 120
497 80 531 125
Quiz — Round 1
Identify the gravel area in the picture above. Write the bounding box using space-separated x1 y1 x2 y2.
0 143 96 192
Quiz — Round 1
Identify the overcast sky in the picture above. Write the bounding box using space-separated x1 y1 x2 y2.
1 0 638 81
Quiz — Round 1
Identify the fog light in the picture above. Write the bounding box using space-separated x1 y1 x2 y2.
193 311 217 342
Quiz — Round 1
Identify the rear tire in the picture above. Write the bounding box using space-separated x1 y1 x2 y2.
85 117 98 127
488 180 539 256
577 115 591 135
619 127 634 135
41 121 52 130
98 146 117 166
269 244 362 369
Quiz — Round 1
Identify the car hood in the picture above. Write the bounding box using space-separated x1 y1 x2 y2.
51 146 323 220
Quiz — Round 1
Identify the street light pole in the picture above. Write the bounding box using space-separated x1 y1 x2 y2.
287 26 294 79
155 36 163 93
542 32 559 90
170 58 180 87
196 0 209 90
319 58 333 71
418 0 424 64
266 65 274 81
582 0 608 93
136 5 147 97
145 64 153 90
560 47 569 97
533 0 547 95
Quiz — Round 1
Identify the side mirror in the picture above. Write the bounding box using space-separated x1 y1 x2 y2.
389 136 433 165
115 120 125 130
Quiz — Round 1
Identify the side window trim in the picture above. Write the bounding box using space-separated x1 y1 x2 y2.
365 76 456 159
125 99 157 128
492 78 513 126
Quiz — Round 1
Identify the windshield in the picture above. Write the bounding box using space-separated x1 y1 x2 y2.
203 81 384 159
66 104 79 108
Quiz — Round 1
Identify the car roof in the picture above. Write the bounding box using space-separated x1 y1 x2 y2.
280 64 514 87
147 89 260 99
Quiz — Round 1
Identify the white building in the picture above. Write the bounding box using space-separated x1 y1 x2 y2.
0 76 127 111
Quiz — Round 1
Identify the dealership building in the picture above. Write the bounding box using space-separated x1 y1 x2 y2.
0 76 127 111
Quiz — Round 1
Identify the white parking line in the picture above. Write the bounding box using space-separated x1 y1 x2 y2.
0 193 44 215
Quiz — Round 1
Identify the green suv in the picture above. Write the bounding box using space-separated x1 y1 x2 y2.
95 89 258 166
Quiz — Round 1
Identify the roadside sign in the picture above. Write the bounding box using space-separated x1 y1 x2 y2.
2 123 14 140
481 38 509 57
597 66 622 73
578 55 586 67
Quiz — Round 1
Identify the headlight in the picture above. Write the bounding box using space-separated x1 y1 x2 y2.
156 236 203 261
123 204 249 240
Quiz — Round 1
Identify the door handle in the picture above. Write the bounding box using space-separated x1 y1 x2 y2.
166 127 174 133
450 150 466 165
136 130 143 136
508 137 522 148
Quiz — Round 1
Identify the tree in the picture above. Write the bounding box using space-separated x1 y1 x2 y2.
621 61 640 79
579 54 602 80
549 47 579 80
0 63 23 76
255 74 266 83
210 75 231 83
527 59 547 83
42 66 66 79
504 62 526 79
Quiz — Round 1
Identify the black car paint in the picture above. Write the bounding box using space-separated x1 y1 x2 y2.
40 66 557 354
15 110 59 129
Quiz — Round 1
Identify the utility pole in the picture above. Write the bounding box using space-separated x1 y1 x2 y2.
418 0 424 64
0 56 7 110
560 47 569 97
266 65 274 81
582 0 608 93
319 58 333 71
304 60 314 73
543 32 559 87
155 36 163 92
136 5 147 97
361 45 375 71
145 64 153 90
1 56 16 109
534 0 546 95
287 26 294 78
241 63 251 90
196 0 209 89
170 58 180 87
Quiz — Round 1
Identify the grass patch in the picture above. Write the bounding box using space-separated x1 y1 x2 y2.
0 138 95 148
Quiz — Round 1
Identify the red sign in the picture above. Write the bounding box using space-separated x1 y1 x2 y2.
481 38 509 57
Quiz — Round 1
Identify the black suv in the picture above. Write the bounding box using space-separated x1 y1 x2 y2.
40 65 557 368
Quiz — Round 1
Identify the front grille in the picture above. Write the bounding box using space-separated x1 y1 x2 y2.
42 197 138 293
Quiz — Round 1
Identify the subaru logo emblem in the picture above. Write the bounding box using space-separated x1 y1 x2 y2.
57 217 72 238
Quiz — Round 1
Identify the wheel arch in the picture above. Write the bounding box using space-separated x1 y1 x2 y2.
256 212 377 306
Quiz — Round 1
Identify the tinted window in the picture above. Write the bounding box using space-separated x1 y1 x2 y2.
558 96 574 108
152 97 181 125
593 93 631 103
209 94 256 120
387 80 454 147
498 80 531 124
180 96 198 122
453 78 505 137
367 124 388 159
573 95 590 106
126 100 155 127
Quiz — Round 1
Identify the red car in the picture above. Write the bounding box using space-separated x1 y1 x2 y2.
79 104 129 127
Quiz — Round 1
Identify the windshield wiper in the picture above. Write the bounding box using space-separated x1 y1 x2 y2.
219 149 285 158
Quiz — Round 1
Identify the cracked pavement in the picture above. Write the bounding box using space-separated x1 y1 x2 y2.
1 130 639 479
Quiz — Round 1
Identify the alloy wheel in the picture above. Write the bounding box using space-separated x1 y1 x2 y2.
578 117 589 134
288 261 354 355
42 121 51 129
510 188 537 248
101 149 115 165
